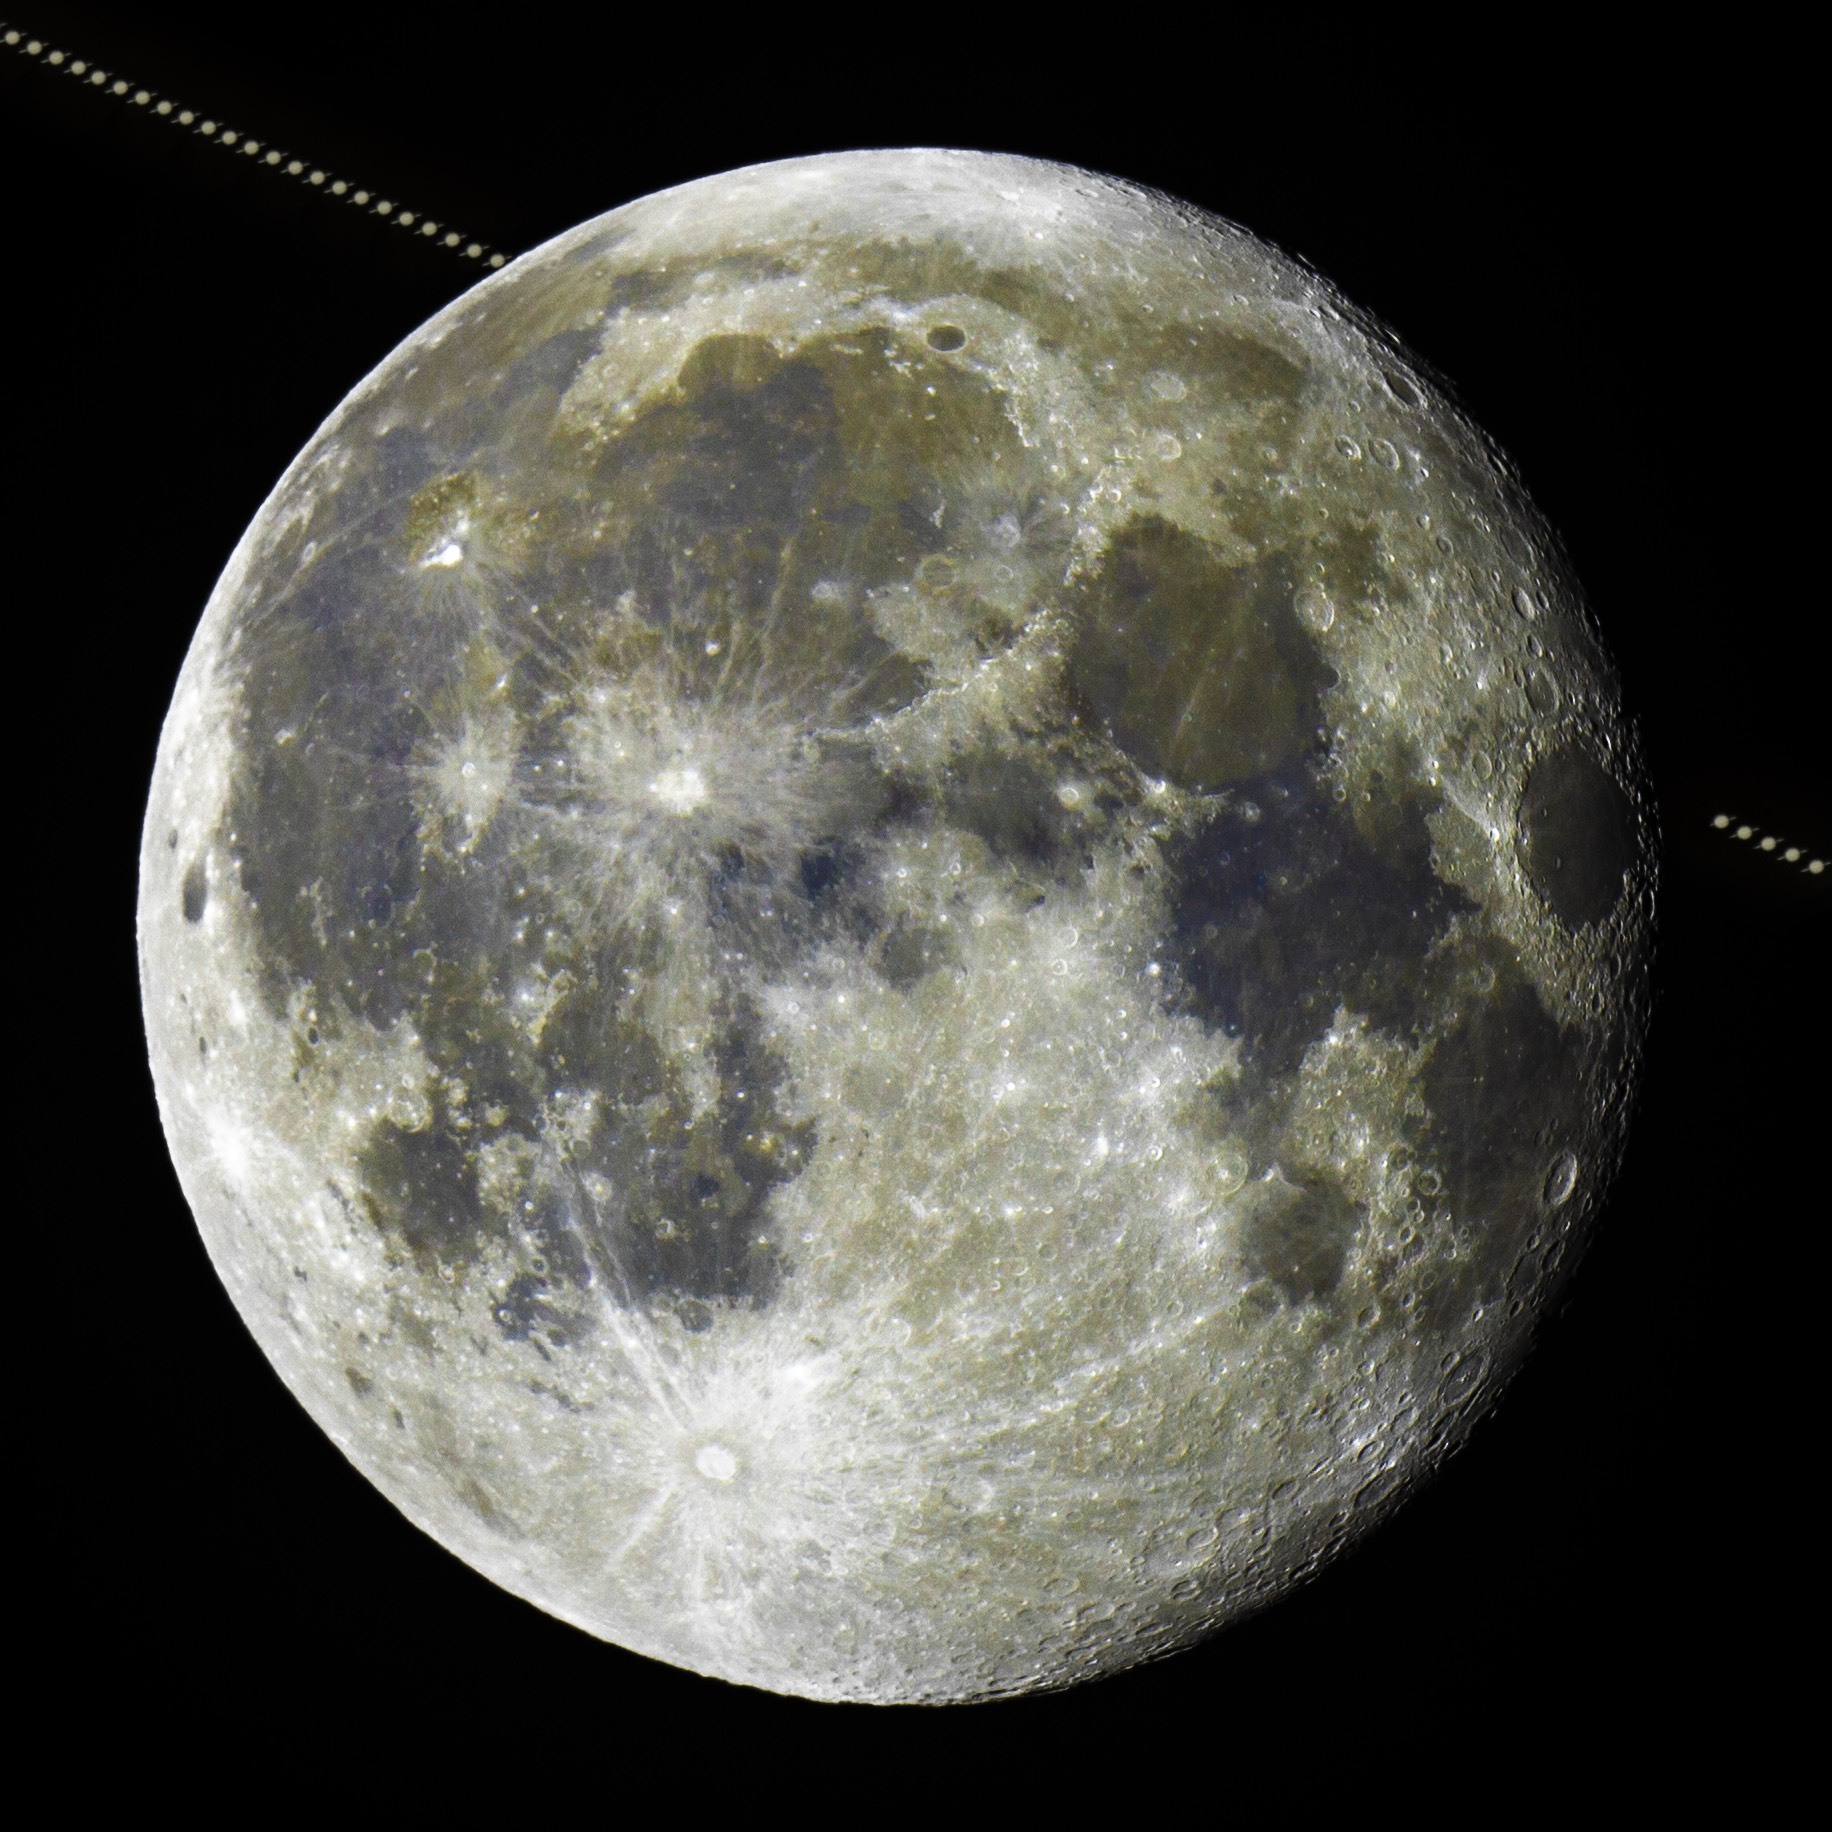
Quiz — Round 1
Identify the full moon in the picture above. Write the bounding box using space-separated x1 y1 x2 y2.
139 150 1654 1701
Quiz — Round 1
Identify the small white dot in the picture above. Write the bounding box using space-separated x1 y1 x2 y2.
695 1443 738 1482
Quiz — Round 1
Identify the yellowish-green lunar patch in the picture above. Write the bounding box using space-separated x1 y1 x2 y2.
139 150 1654 1701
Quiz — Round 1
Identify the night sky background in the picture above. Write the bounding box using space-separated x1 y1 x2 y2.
10 8 1819 1778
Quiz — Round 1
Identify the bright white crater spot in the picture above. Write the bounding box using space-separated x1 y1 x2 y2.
695 1443 739 1482
649 763 710 814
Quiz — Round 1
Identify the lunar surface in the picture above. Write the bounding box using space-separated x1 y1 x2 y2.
139 150 1655 1701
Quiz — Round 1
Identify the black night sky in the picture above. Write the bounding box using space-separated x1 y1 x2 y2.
10 8 1820 1782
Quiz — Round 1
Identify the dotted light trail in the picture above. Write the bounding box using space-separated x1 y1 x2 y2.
3 22 508 268
1710 813 1825 875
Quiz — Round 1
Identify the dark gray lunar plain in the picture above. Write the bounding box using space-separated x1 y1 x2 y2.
139 149 1655 1701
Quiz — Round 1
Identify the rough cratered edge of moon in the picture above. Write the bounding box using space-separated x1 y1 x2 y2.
138 150 1656 1702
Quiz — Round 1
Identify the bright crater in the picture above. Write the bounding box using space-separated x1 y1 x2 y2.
139 150 1654 1702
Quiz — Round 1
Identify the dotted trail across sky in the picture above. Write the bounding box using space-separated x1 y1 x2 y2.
1709 814 1824 875
3 21 507 268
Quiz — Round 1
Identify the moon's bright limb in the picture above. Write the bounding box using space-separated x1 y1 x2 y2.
139 150 1655 1702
